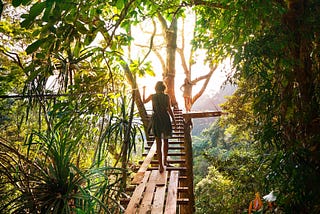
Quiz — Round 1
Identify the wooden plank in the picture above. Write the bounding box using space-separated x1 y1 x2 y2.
178 187 188 192
171 136 184 139
183 111 225 119
151 171 168 214
139 170 159 213
148 166 186 171
139 159 185 165
143 152 185 157
181 115 196 213
167 146 185 150
167 152 186 156
156 168 167 186
132 141 156 185
164 171 179 214
168 141 184 144
177 198 189 204
144 146 184 150
125 171 151 214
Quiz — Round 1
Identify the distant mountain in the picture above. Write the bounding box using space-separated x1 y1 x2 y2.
191 83 236 136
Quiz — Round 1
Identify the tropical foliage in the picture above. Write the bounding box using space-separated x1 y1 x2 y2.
193 0 320 213
0 1 145 212
1 0 319 213
193 119 265 213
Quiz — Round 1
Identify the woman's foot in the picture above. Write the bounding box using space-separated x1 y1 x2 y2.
159 165 165 173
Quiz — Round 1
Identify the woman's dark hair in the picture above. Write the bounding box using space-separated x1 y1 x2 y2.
155 81 166 92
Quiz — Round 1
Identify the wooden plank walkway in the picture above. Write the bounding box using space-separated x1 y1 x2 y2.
123 109 189 214
164 171 179 214
131 142 157 185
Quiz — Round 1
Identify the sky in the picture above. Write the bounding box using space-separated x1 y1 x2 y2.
137 59 230 111
132 15 232 111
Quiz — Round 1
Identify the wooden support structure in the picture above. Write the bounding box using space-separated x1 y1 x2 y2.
181 110 225 213
183 111 225 119
123 110 223 213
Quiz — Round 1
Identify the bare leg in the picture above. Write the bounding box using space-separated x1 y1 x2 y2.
163 138 169 166
156 137 164 172
184 97 188 112
186 98 192 112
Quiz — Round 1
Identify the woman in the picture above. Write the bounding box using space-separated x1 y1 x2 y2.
180 78 194 112
143 81 176 173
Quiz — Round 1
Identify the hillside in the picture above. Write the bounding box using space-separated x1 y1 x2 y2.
191 83 236 136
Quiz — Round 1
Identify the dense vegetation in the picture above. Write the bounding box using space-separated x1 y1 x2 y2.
1 0 319 213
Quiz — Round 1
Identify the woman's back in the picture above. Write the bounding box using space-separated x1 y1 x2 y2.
151 93 172 138
152 93 169 114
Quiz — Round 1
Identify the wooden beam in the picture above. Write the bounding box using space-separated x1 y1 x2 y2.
182 117 195 213
151 171 168 214
148 166 187 171
125 171 151 214
132 141 157 185
139 159 186 165
183 111 225 119
164 171 179 214
139 170 159 213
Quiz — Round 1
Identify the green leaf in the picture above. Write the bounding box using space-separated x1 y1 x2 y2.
12 0 22 7
36 52 45 59
84 33 96 46
21 17 32 28
29 2 46 19
21 0 32 6
26 39 43 54
75 21 88 34
73 41 81 58
42 1 54 22
116 0 124 9
73 208 87 214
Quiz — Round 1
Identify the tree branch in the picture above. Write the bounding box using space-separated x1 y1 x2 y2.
157 12 168 31
139 19 157 65
191 64 218 104
0 49 24 69
191 0 228 9
176 18 190 77
153 49 166 73
106 0 136 47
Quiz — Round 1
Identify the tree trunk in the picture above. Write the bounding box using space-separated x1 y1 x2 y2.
122 62 149 134
159 15 178 108
283 0 318 157
281 0 320 211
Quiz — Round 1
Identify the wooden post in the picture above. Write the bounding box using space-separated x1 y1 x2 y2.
182 117 195 213
181 111 224 213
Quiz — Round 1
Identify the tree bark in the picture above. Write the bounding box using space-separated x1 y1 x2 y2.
158 14 179 108
121 62 149 133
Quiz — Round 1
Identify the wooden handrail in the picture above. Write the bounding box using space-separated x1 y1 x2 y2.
131 141 157 185
183 111 226 119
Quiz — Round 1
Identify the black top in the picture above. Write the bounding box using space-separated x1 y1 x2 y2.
151 93 172 138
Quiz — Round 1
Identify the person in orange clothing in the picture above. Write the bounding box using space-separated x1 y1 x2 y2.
248 192 263 214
